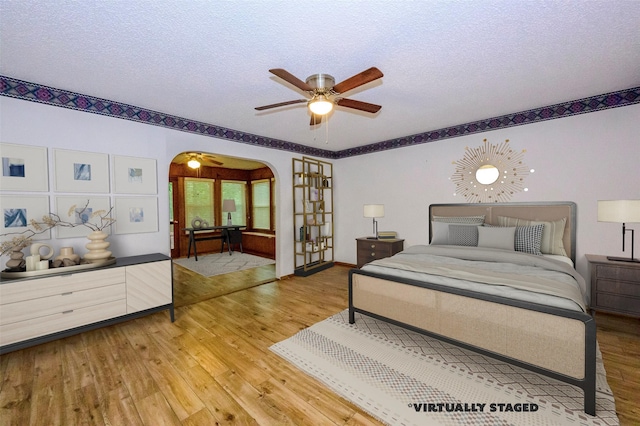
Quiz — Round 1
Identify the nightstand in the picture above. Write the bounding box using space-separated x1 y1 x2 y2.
586 254 640 318
356 238 404 268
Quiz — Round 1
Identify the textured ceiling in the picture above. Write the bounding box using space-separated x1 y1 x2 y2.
1 1 639 152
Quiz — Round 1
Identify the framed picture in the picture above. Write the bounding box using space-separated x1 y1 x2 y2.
54 196 112 238
0 195 51 241
53 149 109 193
114 196 158 234
0 143 49 191
113 155 157 194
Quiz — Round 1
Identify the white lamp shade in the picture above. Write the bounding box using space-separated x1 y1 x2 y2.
363 204 384 218
308 96 333 115
598 200 640 223
222 199 236 212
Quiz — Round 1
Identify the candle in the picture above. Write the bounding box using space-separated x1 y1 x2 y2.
25 255 41 271
36 260 49 270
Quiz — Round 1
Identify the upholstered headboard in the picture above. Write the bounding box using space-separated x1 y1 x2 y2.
429 202 577 264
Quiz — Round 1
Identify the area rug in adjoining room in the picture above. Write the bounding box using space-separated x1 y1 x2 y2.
270 310 619 426
173 252 274 277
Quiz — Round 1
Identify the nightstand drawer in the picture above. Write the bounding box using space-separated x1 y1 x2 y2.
595 293 640 316
356 238 404 268
594 279 640 298
595 265 640 283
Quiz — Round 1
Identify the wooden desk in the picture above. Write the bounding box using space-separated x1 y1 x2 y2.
183 226 246 260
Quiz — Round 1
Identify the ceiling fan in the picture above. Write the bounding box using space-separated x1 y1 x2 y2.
183 152 223 169
255 67 383 125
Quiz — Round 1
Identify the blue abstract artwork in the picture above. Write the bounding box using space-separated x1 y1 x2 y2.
74 163 91 181
128 167 143 183
2 157 25 177
74 207 92 224
4 208 27 228
129 207 144 223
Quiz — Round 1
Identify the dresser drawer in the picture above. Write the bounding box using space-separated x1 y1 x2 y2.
595 265 640 283
0 268 126 305
594 293 640 316
0 299 127 346
0 283 126 325
594 279 640 298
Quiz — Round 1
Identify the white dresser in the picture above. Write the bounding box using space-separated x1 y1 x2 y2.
0 253 173 354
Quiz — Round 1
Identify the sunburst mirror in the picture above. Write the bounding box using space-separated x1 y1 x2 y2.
451 138 534 203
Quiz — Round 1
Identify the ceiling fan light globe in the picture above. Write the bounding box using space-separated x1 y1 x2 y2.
187 159 201 169
308 97 333 115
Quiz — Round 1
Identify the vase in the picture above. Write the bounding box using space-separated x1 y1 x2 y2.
55 247 81 264
84 230 112 262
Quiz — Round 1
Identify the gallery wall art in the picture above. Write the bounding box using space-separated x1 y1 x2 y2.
114 196 158 234
53 149 110 193
113 155 157 194
0 195 51 240
0 143 49 191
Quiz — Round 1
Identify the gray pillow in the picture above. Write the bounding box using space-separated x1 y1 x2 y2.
448 224 479 246
477 226 516 251
484 224 544 255
433 215 485 224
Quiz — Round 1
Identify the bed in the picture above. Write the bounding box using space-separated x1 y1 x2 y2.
348 202 596 415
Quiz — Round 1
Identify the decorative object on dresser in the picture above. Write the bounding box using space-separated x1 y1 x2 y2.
292 157 334 276
0 253 174 354
586 254 640 318
363 204 384 239
597 199 640 262
356 237 404 268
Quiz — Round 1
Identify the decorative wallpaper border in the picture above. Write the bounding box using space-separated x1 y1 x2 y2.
1 75 638 160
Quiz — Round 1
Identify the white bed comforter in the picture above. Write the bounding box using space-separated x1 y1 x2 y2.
361 245 588 312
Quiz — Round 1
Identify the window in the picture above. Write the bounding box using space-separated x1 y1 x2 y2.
252 179 271 230
221 180 247 226
184 178 214 227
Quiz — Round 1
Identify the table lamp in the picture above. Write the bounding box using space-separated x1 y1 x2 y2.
363 204 384 239
222 199 236 226
597 199 640 262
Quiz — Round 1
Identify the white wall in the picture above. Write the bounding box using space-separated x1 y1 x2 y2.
2 96 639 282
0 97 297 277
334 103 640 280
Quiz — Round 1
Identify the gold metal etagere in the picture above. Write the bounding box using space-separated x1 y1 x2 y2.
292 156 334 276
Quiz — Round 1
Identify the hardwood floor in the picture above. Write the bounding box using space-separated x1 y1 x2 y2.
1 264 638 425
173 263 276 307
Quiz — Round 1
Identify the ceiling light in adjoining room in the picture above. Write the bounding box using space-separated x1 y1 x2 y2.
187 156 201 169
308 95 333 115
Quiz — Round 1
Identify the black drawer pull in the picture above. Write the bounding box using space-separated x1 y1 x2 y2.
61 292 73 296
62 310 74 314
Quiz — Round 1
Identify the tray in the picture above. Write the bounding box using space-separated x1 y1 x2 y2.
1 257 116 279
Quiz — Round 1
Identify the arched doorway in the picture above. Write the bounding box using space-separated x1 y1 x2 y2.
169 152 276 306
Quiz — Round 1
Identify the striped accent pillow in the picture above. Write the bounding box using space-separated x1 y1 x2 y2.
496 216 567 256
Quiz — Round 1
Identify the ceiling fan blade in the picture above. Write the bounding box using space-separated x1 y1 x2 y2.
255 99 307 111
269 69 314 92
332 67 383 94
335 98 382 113
310 113 323 126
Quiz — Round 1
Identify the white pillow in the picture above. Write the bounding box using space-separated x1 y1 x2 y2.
430 221 450 244
477 226 516 251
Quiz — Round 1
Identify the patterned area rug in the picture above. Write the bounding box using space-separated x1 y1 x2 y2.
173 252 274 277
270 310 619 426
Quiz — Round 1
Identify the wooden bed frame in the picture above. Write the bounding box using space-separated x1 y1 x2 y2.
348 202 596 415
